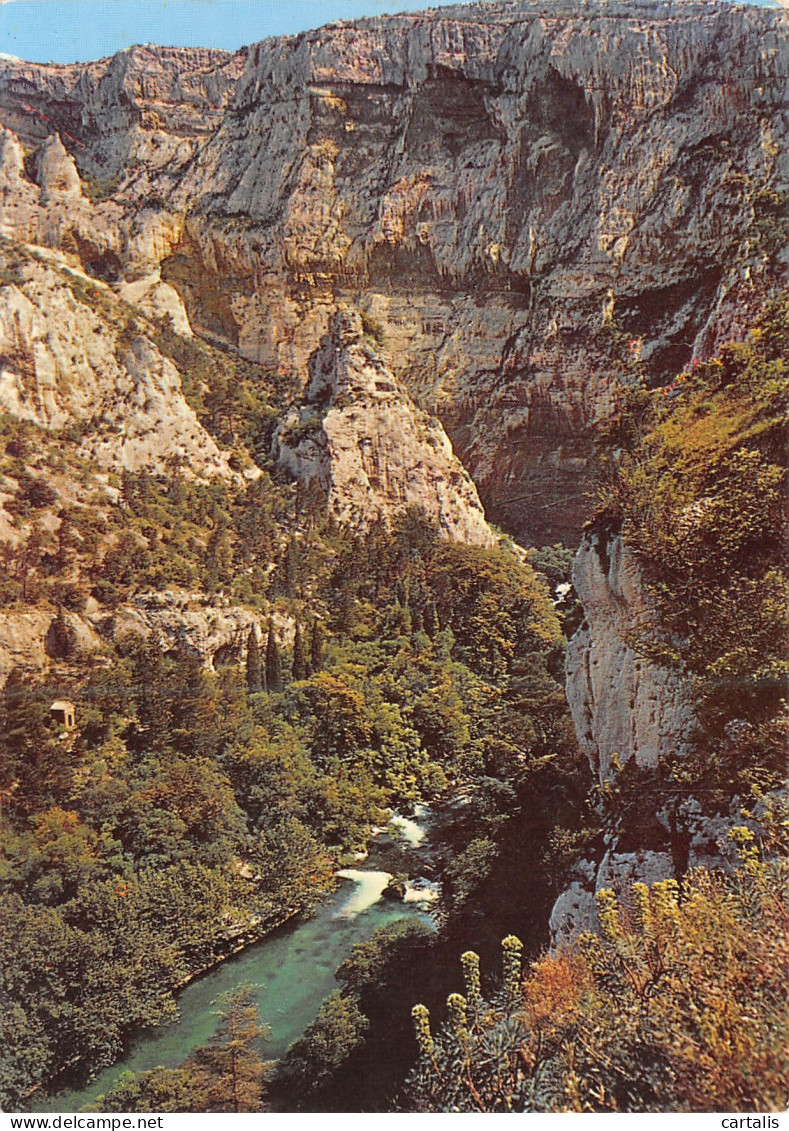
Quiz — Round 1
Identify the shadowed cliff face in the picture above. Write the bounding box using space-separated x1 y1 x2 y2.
0 1 786 542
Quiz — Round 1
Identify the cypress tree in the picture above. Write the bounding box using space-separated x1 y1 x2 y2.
246 628 262 694
292 622 307 681
281 539 300 598
423 601 438 639
309 618 324 674
50 604 76 660
121 468 136 512
265 619 282 693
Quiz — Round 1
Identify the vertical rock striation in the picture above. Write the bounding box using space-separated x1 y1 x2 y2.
565 524 696 785
0 1 785 542
553 521 785 943
551 523 694 939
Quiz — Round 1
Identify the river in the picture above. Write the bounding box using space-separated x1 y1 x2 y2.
36 807 438 1113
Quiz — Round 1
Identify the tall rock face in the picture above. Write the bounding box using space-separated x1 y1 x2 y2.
551 524 702 944
565 524 696 785
0 253 235 479
553 522 783 944
0 1 786 543
274 308 496 545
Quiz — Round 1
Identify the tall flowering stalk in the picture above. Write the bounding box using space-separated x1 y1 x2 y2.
447 992 469 1044
461 950 482 1009
501 935 523 1002
412 1003 436 1064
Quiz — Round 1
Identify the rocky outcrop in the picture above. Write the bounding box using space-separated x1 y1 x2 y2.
33 135 82 199
0 255 234 479
552 522 786 943
551 525 696 941
0 2 785 542
0 127 25 184
548 798 778 945
0 605 106 686
0 591 281 688
548 848 675 940
101 591 271 670
565 526 696 784
118 271 193 336
274 309 496 545
0 608 74 686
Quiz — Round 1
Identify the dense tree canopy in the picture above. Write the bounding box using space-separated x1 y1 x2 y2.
0 505 574 1110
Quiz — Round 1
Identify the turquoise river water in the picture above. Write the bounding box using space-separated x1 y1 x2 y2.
37 809 438 1112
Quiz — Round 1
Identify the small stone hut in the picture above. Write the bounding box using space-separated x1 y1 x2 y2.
50 700 76 728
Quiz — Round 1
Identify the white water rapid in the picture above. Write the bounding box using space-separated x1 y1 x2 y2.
403 879 440 905
389 803 431 847
334 869 393 917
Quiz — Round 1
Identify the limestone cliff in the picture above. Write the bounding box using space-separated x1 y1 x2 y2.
0 249 234 479
549 523 688 936
565 524 696 785
0 605 99 687
100 591 281 671
274 308 496 545
0 1 785 542
0 590 275 693
552 519 786 942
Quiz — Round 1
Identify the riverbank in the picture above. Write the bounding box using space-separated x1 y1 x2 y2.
25 869 334 1111
33 810 440 1113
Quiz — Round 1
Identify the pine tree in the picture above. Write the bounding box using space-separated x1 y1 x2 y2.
121 468 136 513
309 618 324 674
168 472 186 510
280 991 368 1095
55 511 77 575
265 620 282 693
245 628 262 694
292 622 307 681
185 985 269 1112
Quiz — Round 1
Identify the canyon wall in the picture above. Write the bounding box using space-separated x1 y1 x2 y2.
565 524 696 785
552 515 786 942
1 0 786 542
552 522 693 938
